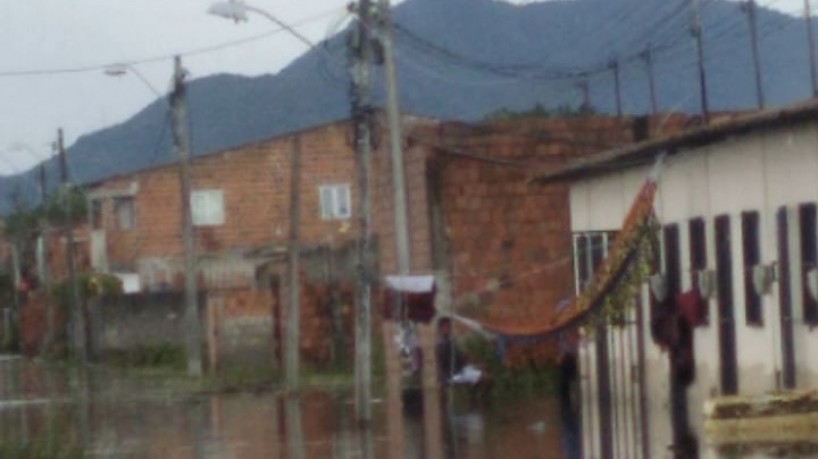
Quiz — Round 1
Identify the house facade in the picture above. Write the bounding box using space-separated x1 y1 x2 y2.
543 102 818 458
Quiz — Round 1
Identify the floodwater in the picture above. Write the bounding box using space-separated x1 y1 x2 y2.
0 355 568 459
0 355 814 459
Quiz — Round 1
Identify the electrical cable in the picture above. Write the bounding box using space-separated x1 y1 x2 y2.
0 7 344 79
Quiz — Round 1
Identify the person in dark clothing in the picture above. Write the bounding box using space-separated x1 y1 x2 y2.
557 328 580 459
436 317 466 383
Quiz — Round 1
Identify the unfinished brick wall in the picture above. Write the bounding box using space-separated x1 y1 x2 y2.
376 115 694 366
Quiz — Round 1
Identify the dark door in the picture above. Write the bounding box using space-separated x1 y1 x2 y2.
715 215 738 395
777 208 796 389
595 324 613 459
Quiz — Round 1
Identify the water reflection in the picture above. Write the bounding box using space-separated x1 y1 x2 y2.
1 356 814 458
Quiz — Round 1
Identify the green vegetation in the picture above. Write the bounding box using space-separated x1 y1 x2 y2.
104 344 186 370
1 185 91 356
0 441 85 459
50 272 124 308
0 440 84 459
460 335 558 402
0 271 18 352
4 185 88 272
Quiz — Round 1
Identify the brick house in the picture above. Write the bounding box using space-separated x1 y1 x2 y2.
70 116 435 365
86 119 363 289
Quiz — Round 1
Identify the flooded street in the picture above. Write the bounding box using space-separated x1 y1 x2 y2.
0 355 569 459
0 355 814 459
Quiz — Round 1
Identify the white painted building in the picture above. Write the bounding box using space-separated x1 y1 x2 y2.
535 102 818 459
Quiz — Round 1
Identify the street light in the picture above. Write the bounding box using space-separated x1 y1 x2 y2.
208 1 316 49
103 63 165 99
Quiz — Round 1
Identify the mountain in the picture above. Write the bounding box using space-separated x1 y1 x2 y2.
1 0 814 212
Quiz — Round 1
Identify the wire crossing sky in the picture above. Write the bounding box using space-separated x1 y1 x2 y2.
0 0 808 175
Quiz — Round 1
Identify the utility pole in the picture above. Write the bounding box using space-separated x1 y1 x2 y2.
742 0 765 108
610 58 623 118
57 129 86 363
640 46 659 116
170 56 203 377
377 0 411 276
375 2 410 457
805 0 818 96
285 135 302 391
691 0 710 122
349 0 375 425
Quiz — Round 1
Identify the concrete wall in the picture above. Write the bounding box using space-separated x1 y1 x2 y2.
90 292 194 355
570 120 818 456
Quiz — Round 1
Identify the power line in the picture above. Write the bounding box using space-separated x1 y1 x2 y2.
0 7 343 79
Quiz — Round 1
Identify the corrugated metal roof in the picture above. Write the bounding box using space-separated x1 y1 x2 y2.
530 99 818 184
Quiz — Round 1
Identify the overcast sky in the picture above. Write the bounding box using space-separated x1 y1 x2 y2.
0 0 808 175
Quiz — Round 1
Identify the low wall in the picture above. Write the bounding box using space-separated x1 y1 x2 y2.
18 254 360 371
90 292 199 357
207 290 274 369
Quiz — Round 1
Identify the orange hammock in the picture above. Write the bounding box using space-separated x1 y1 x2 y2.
454 165 660 340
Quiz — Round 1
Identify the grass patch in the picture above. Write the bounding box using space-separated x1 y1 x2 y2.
0 440 85 459
103 344 186 370
460 335 559 402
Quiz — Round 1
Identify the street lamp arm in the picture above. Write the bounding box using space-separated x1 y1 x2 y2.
104 63 165 99
208 2 316 50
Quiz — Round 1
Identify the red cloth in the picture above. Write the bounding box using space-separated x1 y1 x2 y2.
676 289 705 327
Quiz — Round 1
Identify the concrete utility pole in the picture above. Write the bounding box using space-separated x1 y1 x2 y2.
742 0 765 108
377 0 411 276
57 129 86 363
610 58 623 118
691 0 711 122
170 56 204 377
375 2 410 457
349 0 376 425
805 0 818 96
285 135 302 391
640 46 659 116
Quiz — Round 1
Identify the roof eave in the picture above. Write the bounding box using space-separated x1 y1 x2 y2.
531 100 818 185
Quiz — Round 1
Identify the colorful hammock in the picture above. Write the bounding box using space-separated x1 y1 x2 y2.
454 157 662 341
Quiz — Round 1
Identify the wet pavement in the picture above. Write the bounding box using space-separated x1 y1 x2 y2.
0 355 815 458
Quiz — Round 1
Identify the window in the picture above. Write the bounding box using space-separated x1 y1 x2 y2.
572 231 617 293
742 211 762 325
191 189 225 226
799 203 818 325
319 184 351 220
113 197 135 230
